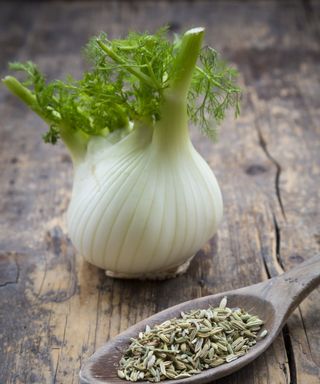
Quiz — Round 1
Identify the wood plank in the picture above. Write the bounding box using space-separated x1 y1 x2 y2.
0 1 319 383
239 1 320 381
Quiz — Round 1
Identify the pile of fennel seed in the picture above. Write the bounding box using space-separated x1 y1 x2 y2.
117 297 268 382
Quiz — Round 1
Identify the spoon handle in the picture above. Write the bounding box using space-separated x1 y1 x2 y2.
265 255 320 323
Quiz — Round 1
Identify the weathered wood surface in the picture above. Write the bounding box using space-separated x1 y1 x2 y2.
0 1 319 383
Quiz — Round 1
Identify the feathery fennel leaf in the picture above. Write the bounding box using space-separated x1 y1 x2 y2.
189 47 241 138
4 28 241 145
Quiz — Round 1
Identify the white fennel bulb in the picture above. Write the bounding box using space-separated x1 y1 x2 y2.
67 125 223 277
3 27 240 278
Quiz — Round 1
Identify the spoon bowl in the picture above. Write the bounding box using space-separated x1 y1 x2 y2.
80 255 320 384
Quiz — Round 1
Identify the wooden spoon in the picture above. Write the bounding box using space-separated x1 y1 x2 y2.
80 255 320 384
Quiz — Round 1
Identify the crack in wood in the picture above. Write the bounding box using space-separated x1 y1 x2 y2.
283 325 298 384
271 212 298 383
257 211 298 383
270 215 298 383
0 280 18 288
260 248 272 280
53 349 61 384
256 127 286 220
93 289 101 351
272 214 285 271
250 118 300 382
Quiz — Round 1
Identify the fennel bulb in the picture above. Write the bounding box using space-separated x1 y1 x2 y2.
3 27 240 278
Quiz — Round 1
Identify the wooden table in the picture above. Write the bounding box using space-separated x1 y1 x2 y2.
1 1 319 383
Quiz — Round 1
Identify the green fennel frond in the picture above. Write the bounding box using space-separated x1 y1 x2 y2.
4 28 241 145
84 28 173 121
8 61 45 91
188 47 241 139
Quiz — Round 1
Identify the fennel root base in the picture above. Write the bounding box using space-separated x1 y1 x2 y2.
104 256 194 280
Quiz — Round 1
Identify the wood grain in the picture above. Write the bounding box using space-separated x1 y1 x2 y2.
0 1 319 383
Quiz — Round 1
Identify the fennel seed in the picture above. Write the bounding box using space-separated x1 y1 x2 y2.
117 297 267 382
